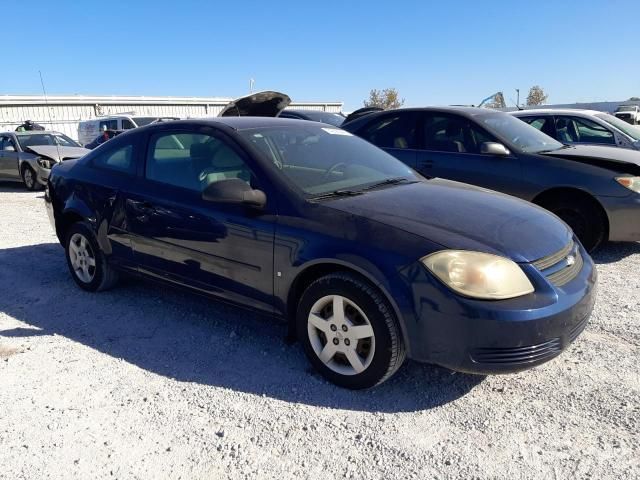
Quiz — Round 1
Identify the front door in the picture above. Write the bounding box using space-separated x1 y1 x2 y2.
357 111 420 169
0 136 20 180
124 128 276 312
416 113 524 197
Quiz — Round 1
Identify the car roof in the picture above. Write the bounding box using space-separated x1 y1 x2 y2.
0 131 65 136
511 109 606 116
148 117 324 131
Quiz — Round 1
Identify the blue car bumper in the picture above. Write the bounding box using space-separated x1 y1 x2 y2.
398 242 597 374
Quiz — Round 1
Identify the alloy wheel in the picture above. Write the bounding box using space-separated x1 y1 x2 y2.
68 233 96 283
23 168 34 189
307 295 376 376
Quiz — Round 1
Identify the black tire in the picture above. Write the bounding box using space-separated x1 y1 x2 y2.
296 272 406 389
64 222 118 292
21 165 42 191
543 198 606 252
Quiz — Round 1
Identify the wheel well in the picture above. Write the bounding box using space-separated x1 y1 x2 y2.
532 187 609 236
57 211 84 243
286 264 388 336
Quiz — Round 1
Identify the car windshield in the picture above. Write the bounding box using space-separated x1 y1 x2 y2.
16 133 80 148
479 113 564 153
239 125 418 196
616 106 637 112
132 117 160 127
596 113 640 141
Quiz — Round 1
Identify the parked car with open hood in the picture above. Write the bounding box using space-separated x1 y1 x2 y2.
218 91 291 117
510 109 640 150
0 131 89 190
45 117 596 389
343 107 640 251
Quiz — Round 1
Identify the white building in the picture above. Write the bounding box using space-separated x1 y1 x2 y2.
0 95 344 140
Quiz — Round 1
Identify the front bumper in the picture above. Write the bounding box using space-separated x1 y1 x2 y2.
35 164 52 186
399 243 597 374
598 194 640 242
44 185 56 232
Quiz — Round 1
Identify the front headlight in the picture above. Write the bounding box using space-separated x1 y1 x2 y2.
615 176 640 193
37 158 54 169
421 250 534 300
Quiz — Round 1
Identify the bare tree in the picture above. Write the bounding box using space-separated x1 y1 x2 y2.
526 86 548 106
484 92 506 109
364 88 405 110
628 97 640 101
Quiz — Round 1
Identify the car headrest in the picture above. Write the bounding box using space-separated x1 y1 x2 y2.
213 146 244 169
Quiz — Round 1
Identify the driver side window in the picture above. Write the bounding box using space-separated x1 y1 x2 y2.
424 115 497 154
145 132 252 192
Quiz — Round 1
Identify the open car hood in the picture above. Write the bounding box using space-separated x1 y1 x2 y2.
24 145 90 161
218 91 291 117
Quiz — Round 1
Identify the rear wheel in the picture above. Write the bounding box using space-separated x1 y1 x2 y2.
543 198 606 252
65 222 118 292
297 273 405 389
21 165 41 191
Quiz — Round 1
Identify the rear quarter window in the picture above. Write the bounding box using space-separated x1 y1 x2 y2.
91 143 135 174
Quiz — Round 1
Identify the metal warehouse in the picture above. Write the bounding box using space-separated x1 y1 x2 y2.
0 95 344 140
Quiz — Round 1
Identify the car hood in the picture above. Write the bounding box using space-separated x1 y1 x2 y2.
540 144 640 175
24 145 90 161
218 91 291 117
323 179 572 263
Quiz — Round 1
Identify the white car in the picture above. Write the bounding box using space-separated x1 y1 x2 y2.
510 109 640 151
77 115 178 146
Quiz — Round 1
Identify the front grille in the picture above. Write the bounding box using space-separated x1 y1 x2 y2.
532 241 583 287
470 338 562 365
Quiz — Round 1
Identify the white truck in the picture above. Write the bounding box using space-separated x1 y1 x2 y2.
614 105 640 125
77 114 178 146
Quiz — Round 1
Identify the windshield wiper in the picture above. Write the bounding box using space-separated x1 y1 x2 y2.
359 177 417 191
538 144 573 153
310 189 364 201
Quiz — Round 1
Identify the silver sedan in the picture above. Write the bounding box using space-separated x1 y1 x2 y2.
0 131 89 190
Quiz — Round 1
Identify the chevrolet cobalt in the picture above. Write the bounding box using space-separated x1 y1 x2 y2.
45 118 596 389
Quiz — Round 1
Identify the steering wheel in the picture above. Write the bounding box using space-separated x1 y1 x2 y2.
323 162 348 179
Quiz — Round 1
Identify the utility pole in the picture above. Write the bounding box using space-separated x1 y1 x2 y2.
249 78 255 93
516 89 520 108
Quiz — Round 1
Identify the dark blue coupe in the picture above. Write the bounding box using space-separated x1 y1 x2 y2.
45 118 596 389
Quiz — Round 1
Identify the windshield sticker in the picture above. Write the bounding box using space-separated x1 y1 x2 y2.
322 128 352 136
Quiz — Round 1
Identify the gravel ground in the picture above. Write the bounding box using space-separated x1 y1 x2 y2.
0 183 638 480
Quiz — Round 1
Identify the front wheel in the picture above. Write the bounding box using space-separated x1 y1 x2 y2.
545 199 606 252
21 165 42 191
297 273 406 389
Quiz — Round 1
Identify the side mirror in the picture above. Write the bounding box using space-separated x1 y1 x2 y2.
480 142 510 156
4 145 15 152
202 178 266 209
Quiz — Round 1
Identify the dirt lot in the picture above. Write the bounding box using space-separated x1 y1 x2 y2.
0 183 638 480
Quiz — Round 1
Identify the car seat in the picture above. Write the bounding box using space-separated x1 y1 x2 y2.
193 142 250 188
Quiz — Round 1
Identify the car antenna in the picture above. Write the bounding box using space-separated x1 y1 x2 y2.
509 97 523 111
39 70 63 161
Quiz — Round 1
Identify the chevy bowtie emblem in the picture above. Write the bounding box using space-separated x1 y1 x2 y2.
566 255 576 266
